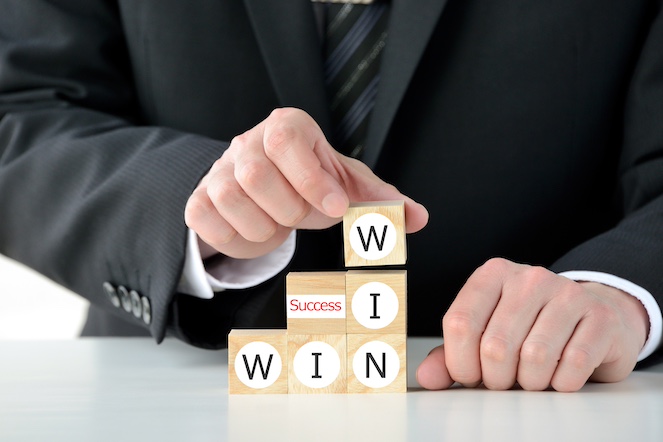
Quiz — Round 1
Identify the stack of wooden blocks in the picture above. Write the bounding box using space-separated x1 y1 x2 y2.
229 201 407 394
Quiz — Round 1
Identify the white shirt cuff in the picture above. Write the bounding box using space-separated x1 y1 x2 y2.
177 229 297 299
559 270 662 362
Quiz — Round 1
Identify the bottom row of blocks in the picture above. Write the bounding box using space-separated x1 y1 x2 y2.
229 330 406 394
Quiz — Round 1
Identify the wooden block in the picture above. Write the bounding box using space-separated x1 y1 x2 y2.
346 270 407 334
228 329 287 394
288 334 347 394
343 201 406 267
347 334 407 394
286 272 347 334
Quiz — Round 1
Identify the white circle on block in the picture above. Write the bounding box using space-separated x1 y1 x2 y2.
349 213 397 260
293 341 340 389
235 341 282 389
353 340 400 389
352 281 399 329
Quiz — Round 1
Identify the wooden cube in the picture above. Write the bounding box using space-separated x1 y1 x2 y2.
288 334 347 394
347 334 407 394
346 270 407 334
343 201 406 267
286 272 347 334
228 329 287 394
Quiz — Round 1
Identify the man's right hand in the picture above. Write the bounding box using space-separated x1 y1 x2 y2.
185 107 429 260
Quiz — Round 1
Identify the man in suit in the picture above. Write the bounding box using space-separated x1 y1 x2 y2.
0 0 661 391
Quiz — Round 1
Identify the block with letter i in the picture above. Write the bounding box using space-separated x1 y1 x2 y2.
343 200 406 267
228 329 287 394
345 270 408 393
287 334 347 394
346 270 407 335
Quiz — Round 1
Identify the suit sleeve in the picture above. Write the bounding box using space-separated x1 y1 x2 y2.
0 0 278 347
550 2 663 356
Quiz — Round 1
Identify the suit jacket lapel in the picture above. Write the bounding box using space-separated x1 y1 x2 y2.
243 0 332 134
363 0 449 168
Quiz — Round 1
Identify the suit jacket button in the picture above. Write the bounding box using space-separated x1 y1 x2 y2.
141 296 152 325
118 286 132 313
103 282 120 308
130 290 142 318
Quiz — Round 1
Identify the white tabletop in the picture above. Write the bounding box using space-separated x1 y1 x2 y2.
0 338 661 442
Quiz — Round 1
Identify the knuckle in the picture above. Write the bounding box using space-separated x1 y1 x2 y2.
208 178 241 207
264 123 299 158
230 132 250 149
214 226 238 246
279 203 310 228
551 376 585 393
592 303 619 325
559 282 586 303
483 379 513 391
184 194 209 228
520 340 554 367
448 367 481 385
269 107 297 120
443 311 480 337
518 377 550 392
481 335 512 363
479 257 511 278
246 221 278 243
522 266 552 288
236 158 273 191
563 345 596 371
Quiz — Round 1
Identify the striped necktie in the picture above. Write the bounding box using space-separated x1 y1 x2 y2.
323 2 389 158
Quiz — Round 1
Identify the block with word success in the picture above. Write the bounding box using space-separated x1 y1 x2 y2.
228 329 287 394
288 334 347 394
347 334 407 394
286 272 347 334
346 270 407 334
343 201 406 267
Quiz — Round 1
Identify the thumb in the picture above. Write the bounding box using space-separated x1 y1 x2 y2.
340 156 429 234
416 344 455 390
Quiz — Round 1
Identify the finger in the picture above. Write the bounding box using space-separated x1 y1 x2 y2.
416 344 455 390
262 108 349 218
333 157 429 233
206 158 278 243
550 315 612 392
480 266 562 390
185 182 239 251
442 258 512 386
516 284 586 391
233 136 311 227
211 225 293 260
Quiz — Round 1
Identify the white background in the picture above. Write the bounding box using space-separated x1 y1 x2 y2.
0 254 88 339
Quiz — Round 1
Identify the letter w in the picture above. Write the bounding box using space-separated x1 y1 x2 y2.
357 225 388 252
242 354 274 380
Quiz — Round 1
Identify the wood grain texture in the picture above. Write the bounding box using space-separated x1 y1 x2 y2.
343 201 406 267
346 270 407 334
229 329 288 394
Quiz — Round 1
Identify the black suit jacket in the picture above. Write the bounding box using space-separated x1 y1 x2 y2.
1 0 662 352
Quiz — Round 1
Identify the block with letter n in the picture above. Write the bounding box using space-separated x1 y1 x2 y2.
347 334 407 394
343 200 406 267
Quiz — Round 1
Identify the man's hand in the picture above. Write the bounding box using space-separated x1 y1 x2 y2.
185 107 429 259
417 258 649 392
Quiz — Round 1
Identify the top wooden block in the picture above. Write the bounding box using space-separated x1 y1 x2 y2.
343 201 406 267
